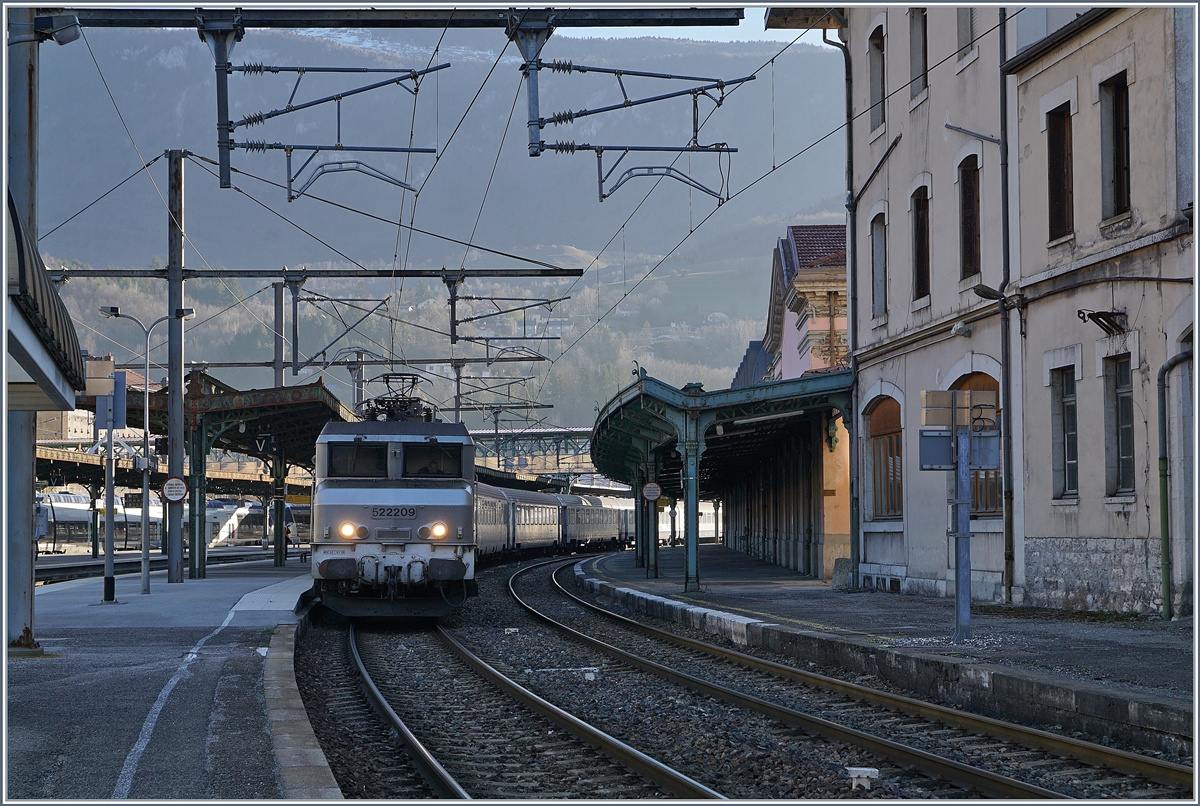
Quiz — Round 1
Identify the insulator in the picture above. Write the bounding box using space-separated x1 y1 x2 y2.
239 61 265 75
553 141 576 154
240 140 267 153
242 111 266 127
551 110 575 127
550 59 573 74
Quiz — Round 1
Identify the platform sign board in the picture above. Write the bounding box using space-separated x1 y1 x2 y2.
161 477 188 503
95 371 127 430
642 482 662 501
85 356 115 397
285 493 310 505
918 430 955 470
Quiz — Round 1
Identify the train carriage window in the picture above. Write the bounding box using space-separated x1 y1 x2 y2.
328 443 388 477
404 444 462 477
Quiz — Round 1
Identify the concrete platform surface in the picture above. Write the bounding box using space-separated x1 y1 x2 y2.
578 545 1194 755
6 559 341 800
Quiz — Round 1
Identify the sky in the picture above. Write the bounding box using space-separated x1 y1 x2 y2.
553 6 834 47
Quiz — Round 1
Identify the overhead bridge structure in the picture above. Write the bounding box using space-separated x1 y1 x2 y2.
592 369 853 591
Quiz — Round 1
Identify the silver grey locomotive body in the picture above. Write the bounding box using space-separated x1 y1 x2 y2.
311 420 477 617
310 419 632 618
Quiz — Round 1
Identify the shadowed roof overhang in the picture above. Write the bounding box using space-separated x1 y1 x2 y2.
80 372 357 470
591 369 852 499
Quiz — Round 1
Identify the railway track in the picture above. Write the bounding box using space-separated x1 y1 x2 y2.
507 558 1194 800
347 618 716 797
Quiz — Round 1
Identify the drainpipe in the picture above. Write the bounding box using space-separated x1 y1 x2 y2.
998 8 1016 604
1157 348 1192 621
824 23 858 591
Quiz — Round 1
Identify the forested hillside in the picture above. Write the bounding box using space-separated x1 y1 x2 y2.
40 26 844 428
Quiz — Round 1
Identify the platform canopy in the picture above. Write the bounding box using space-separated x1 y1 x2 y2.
591 368 852 591
591 368 853 500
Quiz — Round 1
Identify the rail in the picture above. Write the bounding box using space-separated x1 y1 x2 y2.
347 622 470 799
509 560 1062 799
548 561 1194 790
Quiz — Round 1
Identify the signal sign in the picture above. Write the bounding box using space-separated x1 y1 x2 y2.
161 477 188 503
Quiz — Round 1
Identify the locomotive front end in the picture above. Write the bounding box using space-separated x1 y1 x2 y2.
311 420 477 618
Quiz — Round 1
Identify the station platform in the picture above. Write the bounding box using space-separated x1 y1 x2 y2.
574 545 1194 756
6 559 341 800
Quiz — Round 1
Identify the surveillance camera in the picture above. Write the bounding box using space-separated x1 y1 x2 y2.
951 322 972 338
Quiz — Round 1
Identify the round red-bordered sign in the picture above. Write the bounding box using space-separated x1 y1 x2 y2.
161 476 188 503
642 482 662 501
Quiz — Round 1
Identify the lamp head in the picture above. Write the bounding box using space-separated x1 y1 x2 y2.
972 283 1005 301
176 308 196 320
98 306 120 318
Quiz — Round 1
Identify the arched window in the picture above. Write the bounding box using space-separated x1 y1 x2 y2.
868 397 902 518
952 372 1001 515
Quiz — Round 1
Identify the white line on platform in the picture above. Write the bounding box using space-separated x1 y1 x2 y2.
110 608 237 799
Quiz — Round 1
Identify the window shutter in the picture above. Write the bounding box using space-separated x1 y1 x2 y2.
957 8 972 55
871 215 887 318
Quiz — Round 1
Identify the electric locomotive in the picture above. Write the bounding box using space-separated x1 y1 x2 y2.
310 377 477 617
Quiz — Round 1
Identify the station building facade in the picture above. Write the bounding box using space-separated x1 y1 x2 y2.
727 225 851 579
769 6 1193 614
1003 8 1194 613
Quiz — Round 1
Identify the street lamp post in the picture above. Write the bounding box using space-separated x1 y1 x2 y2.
99 306 195 594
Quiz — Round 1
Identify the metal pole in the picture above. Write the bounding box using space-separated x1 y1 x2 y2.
141 327 151 593
515 28 551 156
1158 349 1192 620
998 8 1016 605
103 399 116 602
683 439 701 592
273 282 284 387
213 32 232 187
273 454 287 566
167 150 186 583
453 362 462 423
7 7 42 649
952 408 972 642
669 499 677 547
189 422 204 579
646 468 659 579
290 280 300 376
826 31 860 593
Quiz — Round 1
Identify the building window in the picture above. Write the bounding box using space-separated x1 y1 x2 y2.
1105 354 1135 494
869 26 886 131
1051 367 1079 497
1101 72 1131 218
1046 102 1073 239
909 8 927 98
871 213 887 318
957 7 977 58
952 372 1001 515
868 398 902 518
959 155 981 278
911 187 930 300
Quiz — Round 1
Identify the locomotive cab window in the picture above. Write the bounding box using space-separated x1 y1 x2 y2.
405 444 462 477
328 443 388 477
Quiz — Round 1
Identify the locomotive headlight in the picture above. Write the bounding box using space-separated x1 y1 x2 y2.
419 521 450 540
338 521 358 539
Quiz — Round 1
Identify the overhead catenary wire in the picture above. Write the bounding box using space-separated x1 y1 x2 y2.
510 12 837 428
78 29 346 388
525 8 1022 420
40 152 164 241
187 152 570 272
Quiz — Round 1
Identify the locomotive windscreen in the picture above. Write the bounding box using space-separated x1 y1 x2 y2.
404 444 462 477
328 443 388 477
